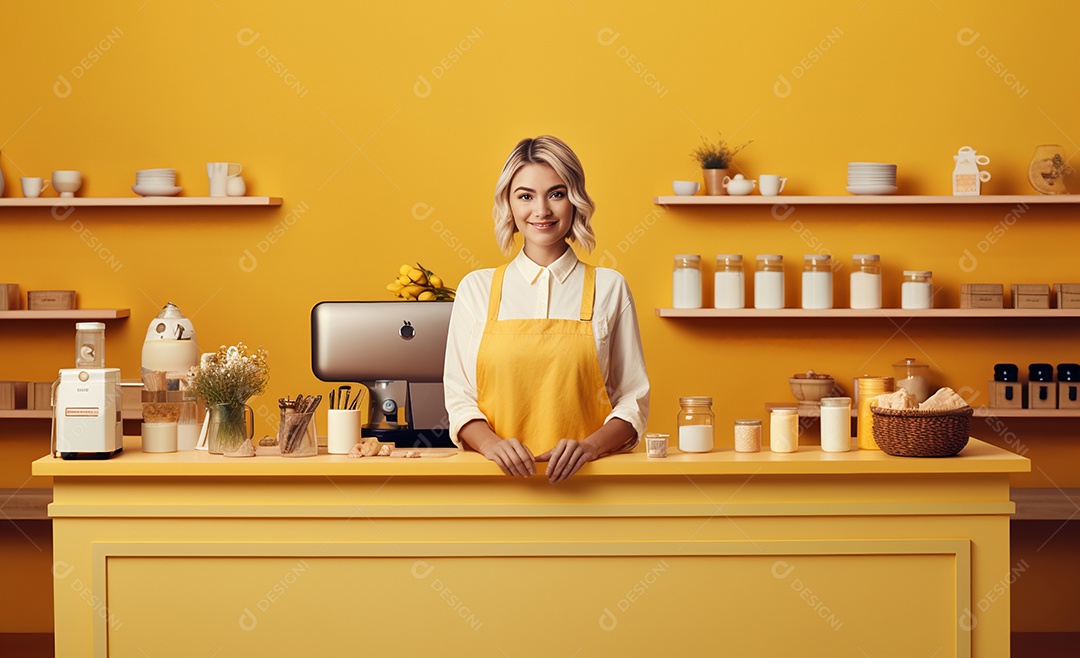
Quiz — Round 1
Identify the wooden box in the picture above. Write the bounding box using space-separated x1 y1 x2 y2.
961 284 1004 309
1028 381 1057 409
1011 284 1050 309
27 290 76 310
1053 283 1080 309
988 381 1023 409
1059 383 1080 409
0 382 13 410
0 284 20 310
28 382 55 410
14 382 28 409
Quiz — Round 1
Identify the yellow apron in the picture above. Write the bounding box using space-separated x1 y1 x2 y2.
476 263 614 454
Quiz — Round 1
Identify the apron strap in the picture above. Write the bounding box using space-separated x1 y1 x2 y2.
580 265 596 322
487 265 508 321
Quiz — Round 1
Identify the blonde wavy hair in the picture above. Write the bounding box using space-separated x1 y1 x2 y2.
492 135 597 256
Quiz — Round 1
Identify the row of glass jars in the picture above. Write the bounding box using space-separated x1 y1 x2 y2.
676 395 853 453
673 254 934 310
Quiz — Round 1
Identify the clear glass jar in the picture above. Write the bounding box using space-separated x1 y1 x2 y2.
734 418 761 453
769 408 799 453
819 397 851 452
754 254 785 309
849 254 882 309
901 270 933 309
801 254 833 309
673 254 702 309
677 396 714 453
75 322 105 368
714 254 744 309
893 357 930 403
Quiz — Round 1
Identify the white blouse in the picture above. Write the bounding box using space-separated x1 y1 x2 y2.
443 248 650 447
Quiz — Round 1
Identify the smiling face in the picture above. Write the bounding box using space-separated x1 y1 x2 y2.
509 163 575 266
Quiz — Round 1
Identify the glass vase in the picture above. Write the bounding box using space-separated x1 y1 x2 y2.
1028 144 1071 194
207 402 254 454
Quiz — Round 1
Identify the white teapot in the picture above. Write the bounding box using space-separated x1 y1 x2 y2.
952 146 991 196
723 173 756 196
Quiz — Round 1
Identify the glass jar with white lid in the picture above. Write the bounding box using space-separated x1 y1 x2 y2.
754 255 785 309
714 254 744 309
672 254 702 309
849 254 882 309
801 254 833 309
901 270 933 309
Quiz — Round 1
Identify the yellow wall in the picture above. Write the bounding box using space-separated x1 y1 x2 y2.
2 0 1079 634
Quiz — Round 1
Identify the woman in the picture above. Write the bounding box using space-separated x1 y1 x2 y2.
444 135 650 483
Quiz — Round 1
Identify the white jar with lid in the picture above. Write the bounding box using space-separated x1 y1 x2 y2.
819 397 852 452
714 254 744 309
901 270 933 309
769 408 799 453
754 254 785 309
673 254 702 309
850 254 882 309
801 254 833 309
678 396 715 453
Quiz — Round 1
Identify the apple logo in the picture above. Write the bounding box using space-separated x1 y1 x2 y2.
399 320 415 340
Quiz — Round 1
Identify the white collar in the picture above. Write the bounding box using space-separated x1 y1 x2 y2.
512 248 580 284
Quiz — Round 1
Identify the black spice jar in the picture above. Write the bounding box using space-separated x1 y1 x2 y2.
1028 363 1056 409
1056 363 1080 382
994 363 1019 382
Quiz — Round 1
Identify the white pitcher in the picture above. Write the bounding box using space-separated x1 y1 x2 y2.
953 146 991 196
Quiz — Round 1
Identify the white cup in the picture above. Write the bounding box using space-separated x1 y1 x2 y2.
21 177 49 198
207 162 242 197
142 422 178 453
226 175 246 196
327 409 362 454
759 174 787 196
51 170 82 198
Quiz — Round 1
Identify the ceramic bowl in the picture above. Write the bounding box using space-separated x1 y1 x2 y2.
51 170 82 198
672 180 700 196
789 376 836 402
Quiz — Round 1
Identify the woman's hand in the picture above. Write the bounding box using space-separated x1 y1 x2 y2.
535 438 598 483
481 437 536 478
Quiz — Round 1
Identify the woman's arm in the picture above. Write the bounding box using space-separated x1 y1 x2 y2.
537 418 636 483
458 419 536 477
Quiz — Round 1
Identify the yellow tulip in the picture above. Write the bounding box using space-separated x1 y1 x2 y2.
418 291 436 301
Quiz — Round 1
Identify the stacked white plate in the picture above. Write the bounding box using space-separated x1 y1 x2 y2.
133 168 182 197
846 162 897 195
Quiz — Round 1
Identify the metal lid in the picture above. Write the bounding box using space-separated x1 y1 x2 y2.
679 396 713 406
75 322 105 330
771 408 798 415
756 254 783 260
734 418 762 425
903 270 932 277
820 397 852 406
674 254 701 261
852 253 880 261
715 254 743 261
804 254 831 261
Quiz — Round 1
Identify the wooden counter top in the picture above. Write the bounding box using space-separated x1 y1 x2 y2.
33 437 1029 478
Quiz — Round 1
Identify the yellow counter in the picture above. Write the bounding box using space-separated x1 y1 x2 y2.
34 439 1028 657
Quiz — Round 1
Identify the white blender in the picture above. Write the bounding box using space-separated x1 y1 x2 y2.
51 322 123 459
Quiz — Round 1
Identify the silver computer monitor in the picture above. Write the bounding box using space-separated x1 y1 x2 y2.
310 301 454 445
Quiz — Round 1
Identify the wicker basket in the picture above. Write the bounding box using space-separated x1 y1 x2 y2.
870 406 973 457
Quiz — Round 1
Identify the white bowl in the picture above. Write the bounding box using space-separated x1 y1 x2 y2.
846 184 897 195
132 184 182 197
672 180 700 196
52 170 82 197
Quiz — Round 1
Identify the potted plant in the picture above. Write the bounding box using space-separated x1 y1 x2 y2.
691 133 752 195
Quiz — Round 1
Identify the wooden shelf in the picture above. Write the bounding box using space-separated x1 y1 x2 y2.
6 484 1069 521
0 308 130 320
0 488 52 520
0 196 281 208
766 403 1080 419
0 409 142 420
654 194 1076 206
1011 488 1080 521
658 308 1080 318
